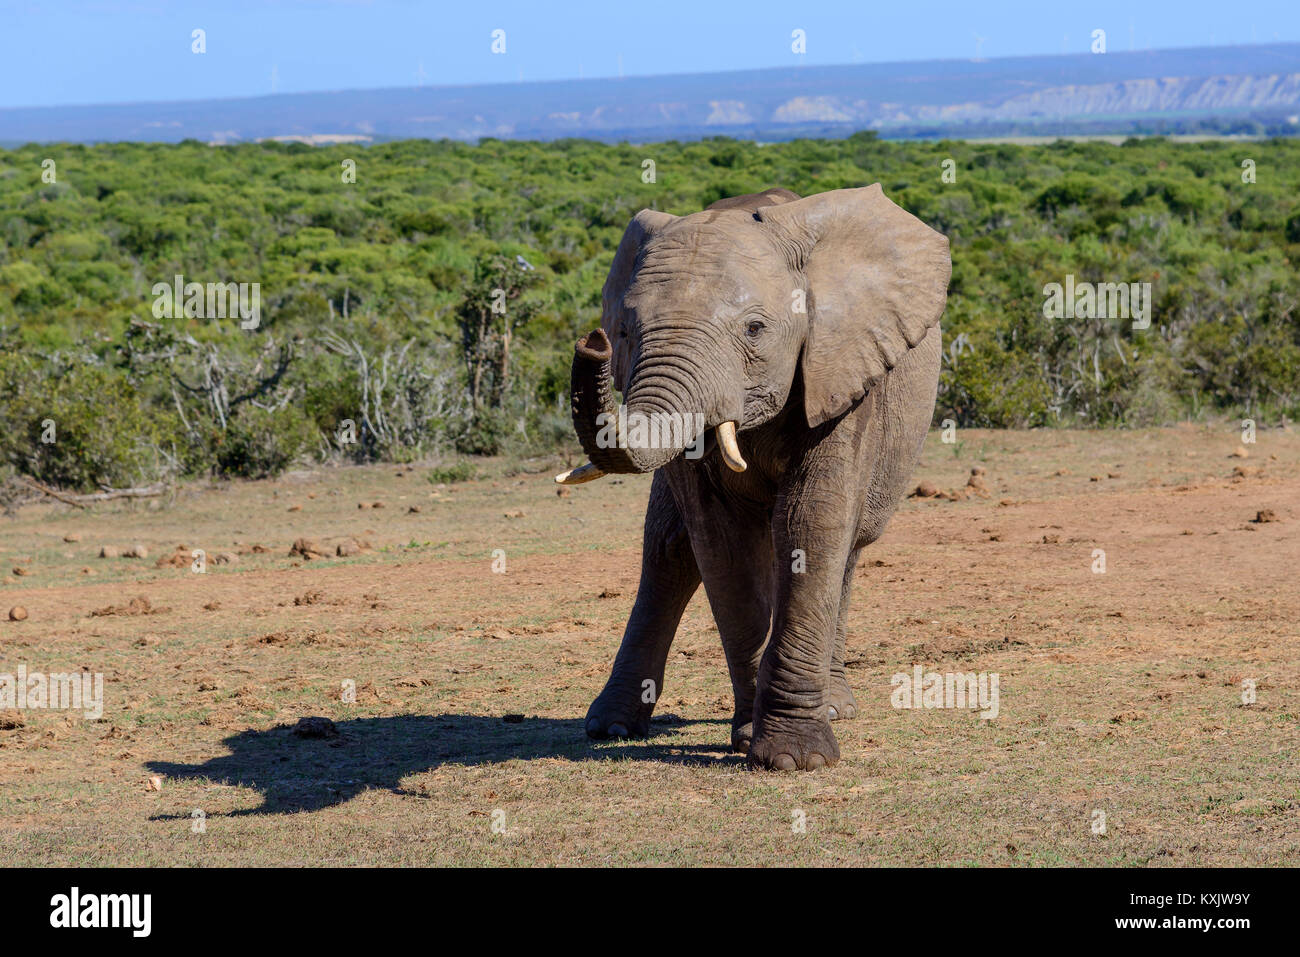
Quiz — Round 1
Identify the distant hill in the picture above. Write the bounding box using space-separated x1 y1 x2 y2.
3 43 1300 145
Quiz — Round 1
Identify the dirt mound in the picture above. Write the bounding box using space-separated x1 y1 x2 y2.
289 538 331 560
255 629 336 646
155 548 190 568
291 716 339 739
90 595 169 617
910 467 991 501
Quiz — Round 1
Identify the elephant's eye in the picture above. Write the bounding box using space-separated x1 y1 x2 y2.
745 319 764 339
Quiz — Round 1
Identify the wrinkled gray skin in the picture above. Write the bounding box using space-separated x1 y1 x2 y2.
569 185 950 771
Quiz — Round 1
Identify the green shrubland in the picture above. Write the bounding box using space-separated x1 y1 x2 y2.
0 134 1296 489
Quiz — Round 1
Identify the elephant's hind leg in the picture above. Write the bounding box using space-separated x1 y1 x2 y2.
697 522 775 754
829 549 861 721
664 464 775 754
585 471 701 739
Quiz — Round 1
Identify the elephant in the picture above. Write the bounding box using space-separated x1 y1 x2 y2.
556 184 951 771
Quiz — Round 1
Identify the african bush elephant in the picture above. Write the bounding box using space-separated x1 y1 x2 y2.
556 185 951 771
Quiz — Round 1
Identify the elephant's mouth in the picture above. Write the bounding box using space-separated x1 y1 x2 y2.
555 328 747 485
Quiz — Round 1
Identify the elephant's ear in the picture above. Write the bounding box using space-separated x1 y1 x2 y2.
601 208 677 390
756 184 950 428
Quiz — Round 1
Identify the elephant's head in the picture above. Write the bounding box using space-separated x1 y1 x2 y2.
557 184 950 485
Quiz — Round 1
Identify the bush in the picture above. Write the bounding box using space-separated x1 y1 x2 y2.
427 460 477 484
209 405 317 479
454 407 513 456
938 345 1053 428
0 357 174 492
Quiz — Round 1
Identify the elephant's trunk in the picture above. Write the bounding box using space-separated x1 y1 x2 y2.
568 329 634 474
558 328 743 484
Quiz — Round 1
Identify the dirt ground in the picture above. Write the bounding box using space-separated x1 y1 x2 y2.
1 424 1296 866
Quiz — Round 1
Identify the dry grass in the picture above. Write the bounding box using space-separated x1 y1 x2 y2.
1 424 1296 865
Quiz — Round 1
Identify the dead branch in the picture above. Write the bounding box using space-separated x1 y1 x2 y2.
21 477 167 506
20 478 85 508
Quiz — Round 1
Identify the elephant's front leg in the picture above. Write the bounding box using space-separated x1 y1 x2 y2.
748 469 859 771
586 471 701 739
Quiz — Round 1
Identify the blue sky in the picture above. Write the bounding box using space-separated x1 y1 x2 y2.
2 0 1298 109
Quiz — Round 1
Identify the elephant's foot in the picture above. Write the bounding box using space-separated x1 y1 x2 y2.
731 709 753 754
585 676 655 739
827 674 858 721
747 714 840 771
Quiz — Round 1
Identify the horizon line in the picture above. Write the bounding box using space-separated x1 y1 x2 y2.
3 39 1297 115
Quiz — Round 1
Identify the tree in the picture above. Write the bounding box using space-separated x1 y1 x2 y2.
455 253 541 414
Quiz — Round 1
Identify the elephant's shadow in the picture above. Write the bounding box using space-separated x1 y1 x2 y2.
146 713 737 818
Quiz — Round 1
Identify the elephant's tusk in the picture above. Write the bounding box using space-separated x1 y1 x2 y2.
555 462 607 485
716 421 748 473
